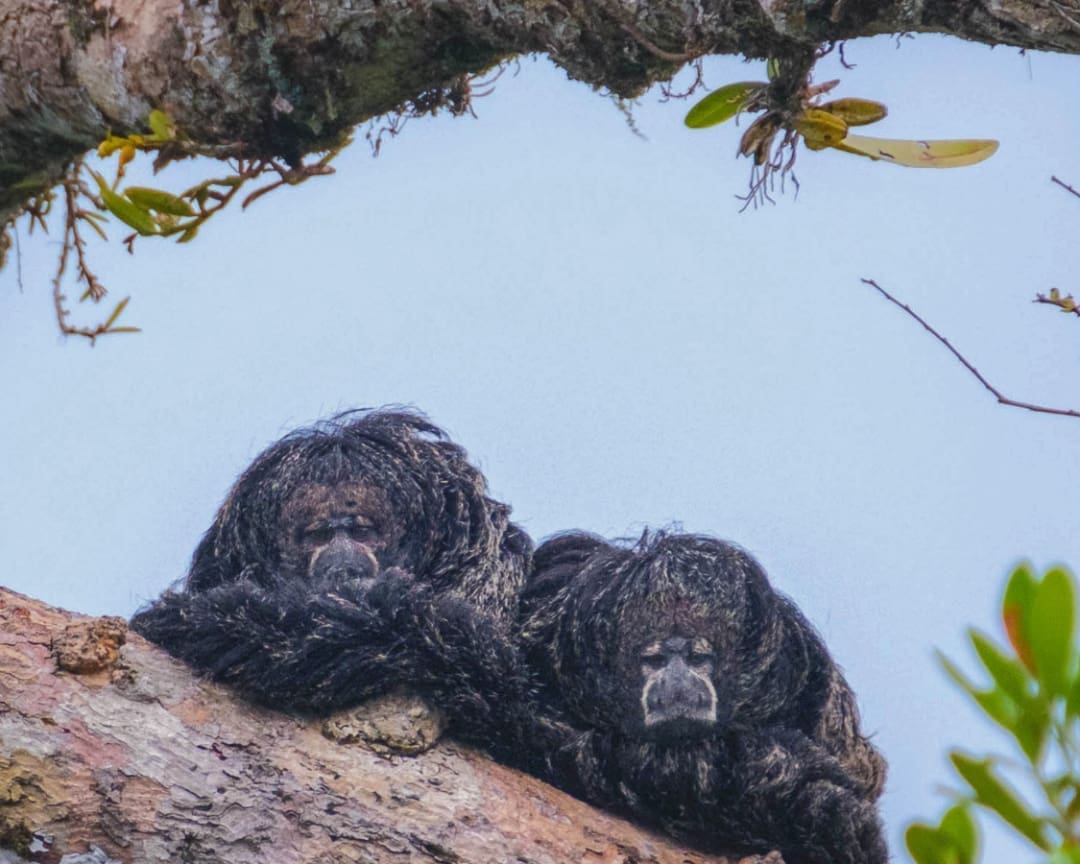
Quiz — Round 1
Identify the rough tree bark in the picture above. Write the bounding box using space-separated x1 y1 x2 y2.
2 0 1080 221
0 585 746 864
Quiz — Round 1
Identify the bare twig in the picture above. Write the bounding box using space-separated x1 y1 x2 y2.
1032 179 1080 316
861 278 1080 419
50 166 139 344
659 58 706 101
1052 175 1080 199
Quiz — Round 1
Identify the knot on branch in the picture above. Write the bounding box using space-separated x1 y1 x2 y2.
51 616 128 675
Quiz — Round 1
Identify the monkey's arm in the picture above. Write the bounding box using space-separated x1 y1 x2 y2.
128 575 412 709
812 665 888 800
722 729 889 864
129 569 604 790
129 569 540 725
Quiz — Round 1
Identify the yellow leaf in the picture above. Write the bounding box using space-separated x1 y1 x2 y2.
104 297 131 330
792 109 848 151
97 135 128 158
819 98 887 127
835 135 999 168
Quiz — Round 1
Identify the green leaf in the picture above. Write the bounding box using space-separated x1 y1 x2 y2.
1066 675 1080 719
92 171 159 236
684 82 766 129
1010 695 1049 763
1030 567 1075 697
906 823 958 864
834 135 999 168
939 651 1030 741
766 58 780 81
969 629 1030 702
1049 845 1080 864
939 805 978 864
125 186 195 217
906 807 977 864
148 109 175 140
176 224 200 244
971 687 1019 733
949 752 1051 851
1004 564 1038 672
939 651 982 701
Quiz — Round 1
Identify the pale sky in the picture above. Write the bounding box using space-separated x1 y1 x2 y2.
2 33 1079 864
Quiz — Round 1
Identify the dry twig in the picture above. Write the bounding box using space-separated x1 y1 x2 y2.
861 278 1080 419
1051 175 1080 199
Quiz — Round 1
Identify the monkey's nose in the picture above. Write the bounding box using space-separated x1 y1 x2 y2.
310 545 378 583
643 665 718 732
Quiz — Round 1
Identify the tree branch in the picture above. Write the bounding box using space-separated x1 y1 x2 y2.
3 0 1080 221
1052 175 1080 199
860 278 1080 419
0 586 740 864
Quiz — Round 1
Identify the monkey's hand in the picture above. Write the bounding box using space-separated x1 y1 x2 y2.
322 687 447 756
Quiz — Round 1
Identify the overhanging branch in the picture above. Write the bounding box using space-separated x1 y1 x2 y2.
2 0 1080 221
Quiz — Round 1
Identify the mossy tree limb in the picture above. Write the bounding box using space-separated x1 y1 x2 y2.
2 0 1079 222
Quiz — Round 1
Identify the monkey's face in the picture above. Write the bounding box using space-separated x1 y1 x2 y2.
637 635 719 741
578 561 747 738
279 482 405 585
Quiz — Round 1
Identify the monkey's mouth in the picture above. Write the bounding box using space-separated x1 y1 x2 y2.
642 714 717 742
642 679 718 736
644 703 717 731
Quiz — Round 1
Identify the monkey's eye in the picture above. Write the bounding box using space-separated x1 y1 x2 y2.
688 651 714 667
302 525 335 545
640 653 665 671
347 520 377 542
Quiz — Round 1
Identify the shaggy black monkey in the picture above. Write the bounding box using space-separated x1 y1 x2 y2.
130 409 531 715
514 531 888 864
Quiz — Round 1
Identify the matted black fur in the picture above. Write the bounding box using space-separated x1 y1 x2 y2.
129 408 531 714
511 531 889 864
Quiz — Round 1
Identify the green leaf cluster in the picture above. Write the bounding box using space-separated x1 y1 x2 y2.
909 565 1080 864
92 172 199 240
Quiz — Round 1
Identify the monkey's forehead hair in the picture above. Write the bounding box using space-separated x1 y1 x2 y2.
221 408 495 506
527 531 779 659
555 531 769 598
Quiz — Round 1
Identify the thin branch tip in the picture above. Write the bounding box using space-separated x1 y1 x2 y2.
860 278 1080 420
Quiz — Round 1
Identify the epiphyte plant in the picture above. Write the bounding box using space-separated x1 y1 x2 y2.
685 64 998 206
